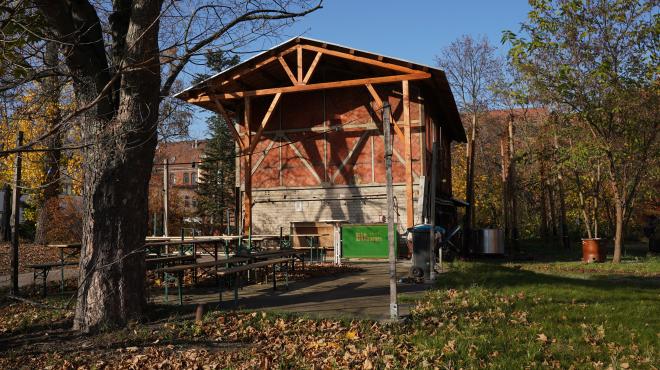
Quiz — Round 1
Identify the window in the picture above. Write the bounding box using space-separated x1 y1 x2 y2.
170 174 175 184
191 172 197 184
183 172 189 184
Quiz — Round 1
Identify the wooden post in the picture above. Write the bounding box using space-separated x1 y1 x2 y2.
1 184 10 242
383 102 398 320
10 131 23 296
429 141 439 279
402 80 414 229
243 97 252 235
163 159 169 237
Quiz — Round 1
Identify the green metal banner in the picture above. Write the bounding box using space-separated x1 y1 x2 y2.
341 223 398 258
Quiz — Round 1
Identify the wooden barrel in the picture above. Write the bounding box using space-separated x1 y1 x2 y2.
582 238 605 263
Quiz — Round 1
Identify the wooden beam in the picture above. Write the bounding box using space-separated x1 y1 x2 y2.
284 134 322 184
248 92 282 154
301 44 419 74
243 97 252 234
191 72 431 101
403 80 414 229
278 56 298 85
330 130 371 183
218 46 297 88
296 46 303 84
365 83 405 143
303 52 322 84
212 98 244 151
251 140 276 175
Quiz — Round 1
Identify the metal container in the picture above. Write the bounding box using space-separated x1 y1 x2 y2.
475 229 505 255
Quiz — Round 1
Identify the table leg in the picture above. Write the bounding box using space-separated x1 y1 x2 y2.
233 274 239 306
60 249 64 293
177 271 183 306
164 272 169 303
272 265 277 290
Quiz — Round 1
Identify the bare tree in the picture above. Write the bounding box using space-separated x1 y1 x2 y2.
1 0 322 332
436 35 501 251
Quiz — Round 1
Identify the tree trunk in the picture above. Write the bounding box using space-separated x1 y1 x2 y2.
463 113 477 254
67 0 162 332
500 138 509 239
611 183 624 264
539 162 549 240
508 115 519 251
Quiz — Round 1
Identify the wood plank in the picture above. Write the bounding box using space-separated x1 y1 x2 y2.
189 72 431 101
300 44 419 74
284 134 323 184
330 130 371 183
297 45 303 84
303 52 322 84
249 92 282 154
213 98 245 150
218 46 297 88
278 56 298 85
403 80 414 229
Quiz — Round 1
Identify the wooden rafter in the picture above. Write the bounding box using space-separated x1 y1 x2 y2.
248 92 282 154
330 130 371 183
300 44 419 74
190 72 431 101
365 83 405 142
218 46 297 88
283 134 322 184
303 51 322 84
278 56 298 85
212 98 244 151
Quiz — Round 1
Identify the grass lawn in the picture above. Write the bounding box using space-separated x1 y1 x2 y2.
1 242 658 369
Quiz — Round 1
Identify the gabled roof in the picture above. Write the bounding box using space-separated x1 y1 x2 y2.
175 37 466 142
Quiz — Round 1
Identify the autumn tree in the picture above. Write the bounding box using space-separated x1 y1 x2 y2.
1 0 322 332
436 35 502 251
506 0 659 262
194 50 240 234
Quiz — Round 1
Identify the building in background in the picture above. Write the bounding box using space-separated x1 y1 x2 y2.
154 139 206 212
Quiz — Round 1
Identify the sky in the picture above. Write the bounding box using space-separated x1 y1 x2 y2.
186 0 532 138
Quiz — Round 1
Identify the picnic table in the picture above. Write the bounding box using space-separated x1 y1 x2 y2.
47 243 82 293
154 256 251 305
27 261 78 296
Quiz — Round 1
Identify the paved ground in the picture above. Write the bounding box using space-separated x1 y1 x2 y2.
150 261 434 320
1 260 435 320
0 267 78 290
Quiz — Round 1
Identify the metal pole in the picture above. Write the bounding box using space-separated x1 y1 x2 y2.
383 103 398 320
10 131 23 296
163 159 169 237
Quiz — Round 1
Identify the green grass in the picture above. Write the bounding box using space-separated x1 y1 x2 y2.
408 260 659 368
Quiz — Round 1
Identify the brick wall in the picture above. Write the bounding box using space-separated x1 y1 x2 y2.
250 183 418 235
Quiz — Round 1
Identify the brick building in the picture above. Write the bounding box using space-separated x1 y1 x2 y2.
154 140 206 212
175 37 466 235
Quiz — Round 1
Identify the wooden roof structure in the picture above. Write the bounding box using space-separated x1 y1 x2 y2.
175 37 466 233
175 37 465 143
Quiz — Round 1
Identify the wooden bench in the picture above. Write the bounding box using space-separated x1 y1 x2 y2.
27 261 78 296
157 256 292 306
154 256 250 305
217 257 293 305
